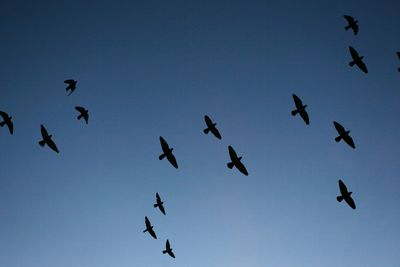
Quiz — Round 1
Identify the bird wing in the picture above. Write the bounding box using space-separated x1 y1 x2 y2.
292 94 302 109
236 161 249 176
160 136 169 151
345 196 356 209
159 203 166 215
47 138 59 153
169 251 175 258
7 120 14 134
349 46 359 59
343 15 354 23
156 193 161 202
397 52 400 59
338 180 348 195
167 153 178 169
145 217 151 228
83 113 89 124
333 121 345 135
356 60 368 74
64 79 75 84
40 125 49 138
204 115 212 127
75 106 85 113
0 111 7 119
353 24 359 35
148 228 157 239
166 240 170 250
299 110 310 125
343 135 356 149
210 126 222 139
228 146 238 160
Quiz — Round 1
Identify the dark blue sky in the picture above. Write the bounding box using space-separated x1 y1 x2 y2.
1 1 400 266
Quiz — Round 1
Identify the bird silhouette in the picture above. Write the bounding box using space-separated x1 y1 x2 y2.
64 79 77 96
337 179 356 209
343 15 359 35
349 46 368 73
227 145 248 176
75 106 89 124
143 216 157 239
397 52 400 72
38 125 59 153
203 115 222 139
291 94 309 125
0 111 14 134
159 136 178 169
154 192 166 215
333 121 355 149
163 239 175 258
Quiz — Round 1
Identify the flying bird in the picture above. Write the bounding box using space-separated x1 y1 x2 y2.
291 94 309 125
348 46 368 73
159 136 178 169
143 216 157 239
333 121 355 149
203 115 222 139
343 15 359 35
0 111 14 134
64 79 77 96
154 192 166 215
337 179 356 209
163 239 175 258
227 145 248 176
38 124 59 153
75 106 89 124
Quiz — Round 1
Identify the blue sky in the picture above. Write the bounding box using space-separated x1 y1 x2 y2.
0 0 399 266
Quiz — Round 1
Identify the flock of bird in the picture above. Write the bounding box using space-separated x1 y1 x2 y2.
0 14 398 260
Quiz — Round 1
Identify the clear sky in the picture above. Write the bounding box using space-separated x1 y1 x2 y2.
1 0 400 266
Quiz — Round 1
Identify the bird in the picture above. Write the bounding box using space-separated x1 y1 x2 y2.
203 115 222 139
333 121 355 149
159 136 178 169
75 106 89 124
64 79 77 96
227 145 248 176
396 52 400 72
38 124 59 153
154 192 166 215
337 179 356 209
163 239 175 258
0 111 14 134
291 94 309 125
348 46 368 73
143 216 157 239
343 15 359 35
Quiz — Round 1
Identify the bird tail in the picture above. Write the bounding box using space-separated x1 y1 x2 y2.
349 61 356 67
337 196 344 202
154 204 158 208
345 25 351 30
77 114 83 120
203 128 210 134
227 162 234 169
39 140 45 147
162 250 167 254
335 136 342 142
291 110 298 116
159 154 166 160
0 121 5 127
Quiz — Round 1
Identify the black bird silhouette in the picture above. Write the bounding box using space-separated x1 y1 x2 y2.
64 79 77 96
227 145 248 176
349 46 368 73
337 179 356 209
159 136 178 169
75 106 89 124
143 216 157 239
38 125 59 153
154 192 166 215
291 94 309 125
397 52 400 72
203 115 222 139
0 111 14 134
333 121 355 149
163 239 175 258
344 15 359 35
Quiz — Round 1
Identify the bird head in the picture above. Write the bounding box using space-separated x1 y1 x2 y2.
303 104 308 109
360 56 364 60
346 130 351 135
349 192 353 195
238 156 242 161
213 123 217 126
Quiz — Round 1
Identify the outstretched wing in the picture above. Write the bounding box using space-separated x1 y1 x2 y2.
356 60 368 74
40 124 49 138
159 203 166 215
299 110 310 125
333 121 346 135
148 228 157 239
210 126 222 139
75 106 85 113
47 138 59 153
160 136 169 152
145 216 151 228
166 153 178 169
338 180 348 195
343 15 354 23
345 196 356 209
64 79 75 84
0 111 7 119
168 251 175 258
343 135 356 149
204 115 213 127
353 24 359 35
7 120 14 134
292 94 302 109
349 46 359 59
166 239 171 250
228 146 238 160
156 193 161 202
236 161 248 176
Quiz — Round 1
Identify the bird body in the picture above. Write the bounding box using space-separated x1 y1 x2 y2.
337 179 356 209
0 111 14 134
163 239 175 258
203 115 222 139
333 121 355 149
349 46 368 73
159 136 178 168
143 216 157 239
344 15 359 35
291 94 309 125
64 79 77 95
154 193 166 215
75 106 89 124
227 145 248 176
39 124 59 153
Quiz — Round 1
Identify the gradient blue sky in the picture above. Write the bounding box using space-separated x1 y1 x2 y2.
1 1 400 266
